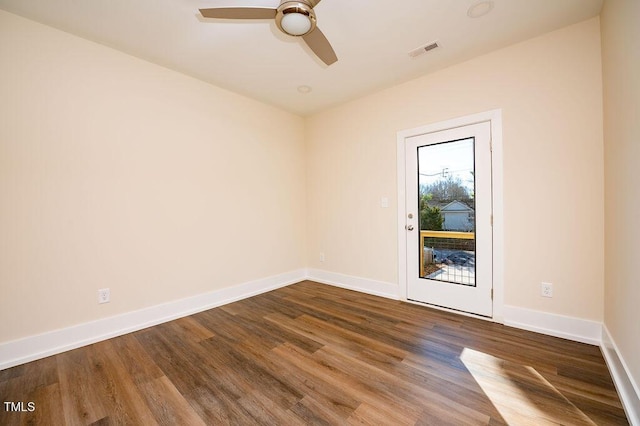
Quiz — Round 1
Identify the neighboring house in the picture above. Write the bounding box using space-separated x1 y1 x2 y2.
441 200 474 232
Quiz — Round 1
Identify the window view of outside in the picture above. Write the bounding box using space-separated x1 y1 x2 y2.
418 138 476 286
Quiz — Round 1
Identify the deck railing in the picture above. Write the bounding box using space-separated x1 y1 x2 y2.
420 230 475 278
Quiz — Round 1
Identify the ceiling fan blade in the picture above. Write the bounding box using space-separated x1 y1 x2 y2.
302 27 337 66
199 7 277 19
306 0 323 7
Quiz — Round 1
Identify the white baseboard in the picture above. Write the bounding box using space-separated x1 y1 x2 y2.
601 325 640 426
0 269 306 371
502 305 602 345
305 269 399 300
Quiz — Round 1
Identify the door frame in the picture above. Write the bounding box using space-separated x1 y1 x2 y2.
396 109 504 322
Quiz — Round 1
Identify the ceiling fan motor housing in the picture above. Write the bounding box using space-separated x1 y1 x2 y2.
276 1 317 36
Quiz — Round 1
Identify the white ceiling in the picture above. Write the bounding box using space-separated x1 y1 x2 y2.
0 0 603 116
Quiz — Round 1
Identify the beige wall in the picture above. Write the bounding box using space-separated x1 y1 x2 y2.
0 10 612 349
601 0 640 394
0 10 306 343
306 18 604 321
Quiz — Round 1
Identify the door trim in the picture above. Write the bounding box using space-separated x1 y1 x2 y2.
396 109 504 322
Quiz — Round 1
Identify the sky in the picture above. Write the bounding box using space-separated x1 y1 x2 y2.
418 137 475 192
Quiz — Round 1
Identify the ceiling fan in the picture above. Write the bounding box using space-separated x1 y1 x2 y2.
199 0 338 66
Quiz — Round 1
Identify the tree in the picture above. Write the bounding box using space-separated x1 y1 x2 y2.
419 191 443 231
421 175 472 203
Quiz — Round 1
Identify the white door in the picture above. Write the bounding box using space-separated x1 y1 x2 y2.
405 121 493 317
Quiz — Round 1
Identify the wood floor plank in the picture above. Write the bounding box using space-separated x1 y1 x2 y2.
185 384 258 425
283 295 367 324
137 326 249 401
354 347 504 417
28 383 64 426
0 281 629 425
270 342 421 424
315 344 497 425
539 369 624 407
0 357 62 426
236 390 307 426
136 376 206 426
107 333 165 385
290 395 349 425
230 336 361 422
82 341 158 425
56 348 109 424
171 316 216 343
198 337 304 410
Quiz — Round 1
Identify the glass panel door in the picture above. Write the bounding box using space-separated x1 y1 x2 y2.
405 121 492 317
418 138 476 286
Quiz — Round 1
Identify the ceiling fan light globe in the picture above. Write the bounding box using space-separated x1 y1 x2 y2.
280 12 312 36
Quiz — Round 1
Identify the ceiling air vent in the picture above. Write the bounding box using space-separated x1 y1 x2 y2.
408 41 440 58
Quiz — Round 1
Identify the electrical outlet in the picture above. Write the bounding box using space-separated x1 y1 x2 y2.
320 252 325 263
98 288 110 304
541 282 553 298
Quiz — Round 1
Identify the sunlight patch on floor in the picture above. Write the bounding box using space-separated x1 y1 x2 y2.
460 347 597 425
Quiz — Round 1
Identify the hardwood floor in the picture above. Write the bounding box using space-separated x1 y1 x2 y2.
0 281 629 425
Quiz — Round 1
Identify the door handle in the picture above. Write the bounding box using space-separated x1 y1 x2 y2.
406 225 414 231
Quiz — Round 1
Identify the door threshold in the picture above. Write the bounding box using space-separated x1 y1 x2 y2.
405 298 497 323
